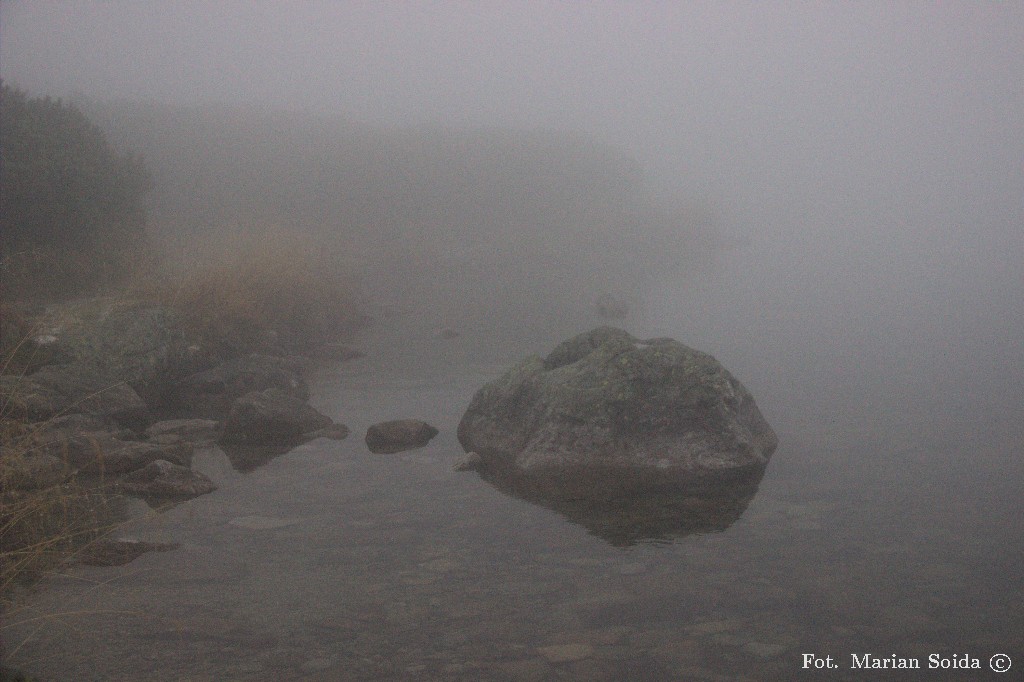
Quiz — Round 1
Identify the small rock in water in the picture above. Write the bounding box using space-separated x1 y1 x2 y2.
365 419 439 454
536 643 595 663
117 460 217 498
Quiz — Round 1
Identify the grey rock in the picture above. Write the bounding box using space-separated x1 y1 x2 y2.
365 419 439 454
457 327 777 499
29 299 196 404
79 437 194 474
145 418 220 445
0 450 67 490
172 353 309 417
1 363 149 428
29 417 130 470
219 388 335 446
117 459 217 498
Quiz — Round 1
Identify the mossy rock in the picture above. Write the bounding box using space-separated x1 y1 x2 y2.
458 327 777 500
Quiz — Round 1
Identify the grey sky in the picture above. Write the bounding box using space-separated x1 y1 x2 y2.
3 1 1022 376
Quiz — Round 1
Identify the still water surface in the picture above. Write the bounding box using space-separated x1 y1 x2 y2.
5 317 1022 681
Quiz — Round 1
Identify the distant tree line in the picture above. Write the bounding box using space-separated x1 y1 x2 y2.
1 82 150 299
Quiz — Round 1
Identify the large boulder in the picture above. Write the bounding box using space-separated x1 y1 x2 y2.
457 327 777 499
171 354 309 417
218 388 339 446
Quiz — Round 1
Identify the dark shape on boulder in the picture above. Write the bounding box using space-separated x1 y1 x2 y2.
172 354 309 417
117 459 216 499
457 327 777 503
365 419 439 454
219 388 336 446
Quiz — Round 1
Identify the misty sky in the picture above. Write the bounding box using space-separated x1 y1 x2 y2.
3 1 1022 392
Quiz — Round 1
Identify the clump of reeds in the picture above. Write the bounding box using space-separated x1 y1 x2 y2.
140 225 365 354
0 424 116 600
0 321 117 599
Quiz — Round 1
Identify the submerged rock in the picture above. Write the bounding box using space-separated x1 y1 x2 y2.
219 388 337 446
117 459 216 498
457 327 777 500
365 419 439 454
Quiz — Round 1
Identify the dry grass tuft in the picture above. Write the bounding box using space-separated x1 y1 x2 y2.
0 420 117 599
138 226 365 353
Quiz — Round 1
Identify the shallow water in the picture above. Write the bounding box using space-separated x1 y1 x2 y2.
4 318 1022 681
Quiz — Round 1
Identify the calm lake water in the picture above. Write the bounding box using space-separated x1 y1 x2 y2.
4 309 1022 681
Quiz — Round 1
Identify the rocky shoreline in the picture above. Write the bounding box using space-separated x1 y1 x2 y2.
1 298 363 503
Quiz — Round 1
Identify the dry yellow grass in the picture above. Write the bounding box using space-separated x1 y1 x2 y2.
139 226 365 352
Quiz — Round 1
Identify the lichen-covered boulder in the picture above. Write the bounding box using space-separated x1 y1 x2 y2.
457 327 777 499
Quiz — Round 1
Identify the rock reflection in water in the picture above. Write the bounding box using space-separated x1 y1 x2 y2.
218 443 292 473
475 466 764 546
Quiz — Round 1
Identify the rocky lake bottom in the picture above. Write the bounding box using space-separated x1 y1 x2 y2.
3 323 1022 681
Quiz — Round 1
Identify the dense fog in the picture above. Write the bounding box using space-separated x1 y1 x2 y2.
3 1 1022 433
